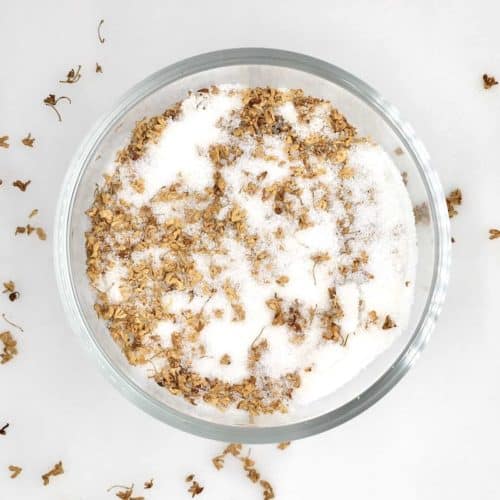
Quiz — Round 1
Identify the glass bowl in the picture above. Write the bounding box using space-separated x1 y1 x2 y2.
54 48 451 443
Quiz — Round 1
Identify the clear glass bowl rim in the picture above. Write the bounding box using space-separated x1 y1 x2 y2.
54 47 451 443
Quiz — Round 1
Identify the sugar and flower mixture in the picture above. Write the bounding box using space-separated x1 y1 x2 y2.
85 85 416 415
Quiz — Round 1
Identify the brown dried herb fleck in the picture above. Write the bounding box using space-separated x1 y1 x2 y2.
0 136 9 148
8 465 22 478
446 189 462 219
12 180 31 192
413 202 430 224
21 133 35 147
382 315 396 330
3 281 19 302
489 229 500 240
96 62 103 73
277 440 291 450
144 478 154 489
41 461 64 485
0 331 17 364
60 65 82 84
394 147 404 156
29 209 39 218
483 73 498 90
0 423 9 435
44 94 71 122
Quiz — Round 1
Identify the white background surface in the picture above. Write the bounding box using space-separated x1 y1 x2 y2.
1 1 500 498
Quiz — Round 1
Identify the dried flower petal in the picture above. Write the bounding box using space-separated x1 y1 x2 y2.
143 478 153 489
59 65 82 84
382 315 396 330
41 461 64 485
277 441 291 450
0 423 9 435
28 209 39 218
21 133 35 147
96 62 103 73
446 188 462 219
483 73 498 90
8 465 22 478
12 180 31 192
489 228 500 240
0 136 9 148
0 331 17 364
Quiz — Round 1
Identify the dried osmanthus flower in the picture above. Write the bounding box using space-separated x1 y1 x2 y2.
21 133 35 147
12 180 31 192
489 229 500 240
0 422 9 435
277 441 291 450
41 461 64 485
59 65 82 84
96 62 103 73
2 281 20 302
446 188 462 219
0 331 17 364
483 73 498 89
43 94 71 122
0 136 9 148
143 478 153 489
382 315 396 330
8 465 22 478
186 474 204 497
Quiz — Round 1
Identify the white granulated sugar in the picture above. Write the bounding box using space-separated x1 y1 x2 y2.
93 85 418 413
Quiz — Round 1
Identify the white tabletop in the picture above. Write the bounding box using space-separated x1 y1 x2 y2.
1 1 499 498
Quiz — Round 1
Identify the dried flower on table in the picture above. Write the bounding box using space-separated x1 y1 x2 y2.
483 73 498 90
0 422 9 435
186 475 204 497
212 454 225 470
277 440 291 450
220 353 231 365
143 478 153 489
446 188 462 219
98 19 105 43
36 227 47 240
401 171 408 185
394 147 404 156
489 229 500 240
260 479 275 500
28 209 39 218
59 65 82 84
15 224 47 240
0 136 9 148
2 313 24 332
382 315 396 330
96 62 103 73
8 465 22 478
41 460 64 485
12 180 31 192
1 331 17 364
107 483 145 500
43 94 71 122
21 133 35 147
3 281 20 302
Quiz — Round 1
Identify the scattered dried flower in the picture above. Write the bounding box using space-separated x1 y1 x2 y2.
382 315 396 330
0 331 17 364
394 147 404 156
98 19 105 43
21 133 35 147
0 423 9 435
44 94 71 122
36 227 47 241
413 202 430 224
41 461 64 485
107 484 144 500
28 209 39 218
3 281 19 302
260 479 275 500
144 478 153 489
489 229 500 240
401 171 408 185
446 188 462 219
12 180 31 192
8 465 22 478
96 62 103 73
483 73 498 90
220 353 231 365
59 65 82 84
0 136 9 148
188 481 204 497
277 441 291 450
